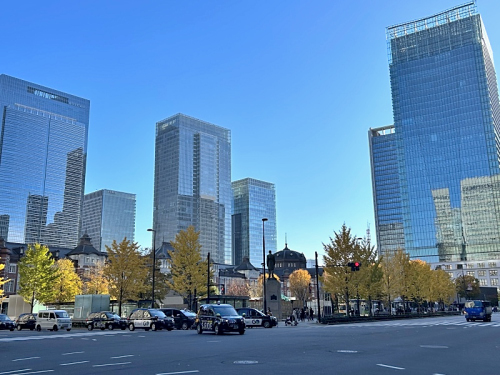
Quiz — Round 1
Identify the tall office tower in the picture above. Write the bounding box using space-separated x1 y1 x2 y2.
369 125 405 258
372 3 500 262
81 189 136 252
232 178 277 266
0 75 89 248
153 114 232 264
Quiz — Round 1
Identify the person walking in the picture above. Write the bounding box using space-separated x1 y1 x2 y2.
310 307 314 321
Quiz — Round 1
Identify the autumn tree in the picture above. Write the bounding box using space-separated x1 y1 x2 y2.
253 273 281 297
82 263 109 295
455 274 481 300
18 243 58 312
289 269 311 307
52 259 82 307
104 238 149 316
430 269 455 310
322 224 375 313
167 226 210 302
225 280 250 296
407 259 432 311
0 263 9 304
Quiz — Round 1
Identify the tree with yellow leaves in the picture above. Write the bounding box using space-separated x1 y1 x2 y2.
82 263 109 295
53 259 82 307
0 263 9 305
289 269 311 307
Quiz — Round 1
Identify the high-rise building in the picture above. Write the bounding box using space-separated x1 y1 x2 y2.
0 74 89 248
153 114 232 264
81 189 136 252
232 178 277 266
371 3 500 263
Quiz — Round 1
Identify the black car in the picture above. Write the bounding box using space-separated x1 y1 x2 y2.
195 304 245 335
0 314 15 331
127 308 174 331
86 311 128 331
160 308 196 330
15 313 37 331
236 307 277 328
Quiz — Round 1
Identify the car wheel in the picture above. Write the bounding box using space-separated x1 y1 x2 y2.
151 323 157 331
67 329 71 332
466 318 470 322
53 325 58 332
263 321 271 329
197 324 203 334
17 324 22 331
214 324 222 335
129 323 135 331
167 326 173 331
36 325 41 332
87 324 94 331
108 324 114 330
239 329 245 335
181 322 189 330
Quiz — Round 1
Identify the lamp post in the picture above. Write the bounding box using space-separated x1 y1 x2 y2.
147 228 156 309
262 218 268 314
207 252 211 304
315 251 321 323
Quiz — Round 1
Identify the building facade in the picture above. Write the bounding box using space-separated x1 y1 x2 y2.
153 114 232 264
372 3 500 264
81 189 136 252
0 74 89 248
231 178 277 266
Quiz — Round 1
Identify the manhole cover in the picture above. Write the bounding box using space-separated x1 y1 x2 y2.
234 360 259 365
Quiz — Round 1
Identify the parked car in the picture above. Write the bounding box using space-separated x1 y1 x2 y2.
160 308 196 330
86 311 128 331
16 313 37 331
0 314 15 331
127 308 174 331
236 307 277 328
36 310 72 332
195 303 245 335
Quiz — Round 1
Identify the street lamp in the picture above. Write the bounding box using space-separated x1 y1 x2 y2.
262 218 268 314
147 228 156 309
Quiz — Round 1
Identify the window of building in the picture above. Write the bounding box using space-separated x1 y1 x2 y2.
478 270 486 277
491 278 499 286
479 279 488 286
477 262 485 268
490 270 498 276
467 271 475 277
488 262 497 268
8 264 16 273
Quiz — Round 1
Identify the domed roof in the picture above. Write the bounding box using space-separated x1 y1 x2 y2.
275 244 306 262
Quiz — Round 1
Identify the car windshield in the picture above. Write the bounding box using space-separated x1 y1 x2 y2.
150 310 166 318
55 311 69 318
181 310 196 317
106 313 120 319
0 315 9 321
465 301 483 308
212 306 238 316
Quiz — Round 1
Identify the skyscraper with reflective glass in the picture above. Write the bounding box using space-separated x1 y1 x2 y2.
0 74 89 248
153 114 232 264
81 189 136 252
232 178 277 266
371 3 500 262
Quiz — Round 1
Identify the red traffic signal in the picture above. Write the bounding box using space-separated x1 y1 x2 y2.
348 262 361 271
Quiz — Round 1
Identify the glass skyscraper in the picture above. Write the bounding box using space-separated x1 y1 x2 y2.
0 74 89 248
153 114 232 264
81 189 136 252
232 178 277 266
371 3 500 262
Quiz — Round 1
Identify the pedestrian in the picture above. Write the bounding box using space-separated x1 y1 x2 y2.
310 307 314 321
300 308 305 321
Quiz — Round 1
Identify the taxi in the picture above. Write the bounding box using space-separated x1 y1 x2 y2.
195 303 245 335
236 307 277 328
127 308 174 331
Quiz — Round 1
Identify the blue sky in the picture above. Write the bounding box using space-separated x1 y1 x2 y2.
3 1 500 261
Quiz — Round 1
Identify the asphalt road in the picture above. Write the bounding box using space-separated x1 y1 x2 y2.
1 315 499 375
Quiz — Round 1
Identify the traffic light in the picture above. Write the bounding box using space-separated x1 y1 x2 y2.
348 262 361 271
220 284 225 295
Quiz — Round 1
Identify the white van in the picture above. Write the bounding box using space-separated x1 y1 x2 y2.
36 310 72 332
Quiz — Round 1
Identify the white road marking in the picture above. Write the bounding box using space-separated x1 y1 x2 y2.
0 369 32 374
157 371 200 375
110 355 134 359
12 357 40 362
14 371 54 375
337 350 358 353
60 361 89 366
420 345 448 349
61 351 84 355
377 364 405 370
0 331 128 343
93 362 132 367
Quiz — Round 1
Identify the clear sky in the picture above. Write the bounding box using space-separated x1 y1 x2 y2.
3 1 500 262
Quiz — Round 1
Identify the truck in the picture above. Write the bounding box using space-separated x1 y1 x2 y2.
464 300 492 322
